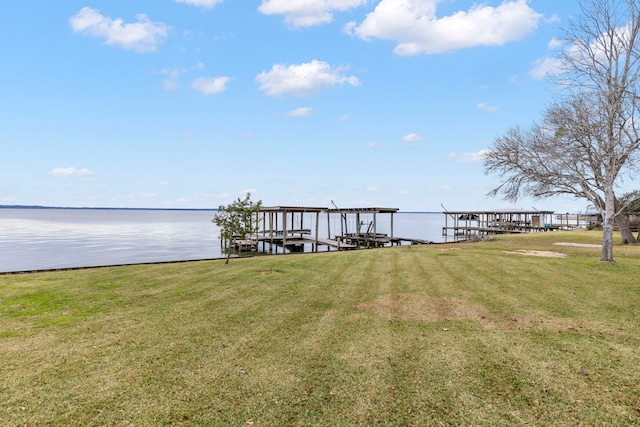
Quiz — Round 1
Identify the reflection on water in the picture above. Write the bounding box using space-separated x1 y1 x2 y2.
0 209 446 273
0 209 221 272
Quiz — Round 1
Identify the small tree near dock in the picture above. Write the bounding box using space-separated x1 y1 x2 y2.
213 193 262 264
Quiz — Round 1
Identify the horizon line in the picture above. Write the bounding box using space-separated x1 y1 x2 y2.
0 204 442 214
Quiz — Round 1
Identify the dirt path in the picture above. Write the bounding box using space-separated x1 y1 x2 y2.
503 250 567 258
553 242 601 248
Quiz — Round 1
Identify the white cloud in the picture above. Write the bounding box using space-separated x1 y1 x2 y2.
446 149 490 163
548 37 563 49
528 37 565 80
175 0 224 9
159 68 187 90
70 7 169 53
529 56 563 80
288 107 314 117
49 167 95 178
366 142 378 148
477 102 497 112
191 76 230 94
347 0 542 55
545 14 560 24
402 133 425 142
335 114 350 122
258 0 366 27
256 60 360 97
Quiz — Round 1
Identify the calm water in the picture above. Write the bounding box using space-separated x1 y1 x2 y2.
0 208 446 273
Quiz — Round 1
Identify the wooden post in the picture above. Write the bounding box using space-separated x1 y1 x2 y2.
269 212 274 252
356 212 360 238
261 212 265 251
326 211 331 250
315 211 319 252
282 211 287 253
390 211 394 239
373 212 377 247
291 211 295 233
254 211 259 246
443 212 447 236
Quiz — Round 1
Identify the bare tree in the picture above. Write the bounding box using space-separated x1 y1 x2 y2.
484 0 640 263
620 190 640 213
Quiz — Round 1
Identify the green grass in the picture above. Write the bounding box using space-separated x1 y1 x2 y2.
1 229 640 425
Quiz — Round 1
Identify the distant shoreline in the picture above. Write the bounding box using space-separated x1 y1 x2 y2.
0 205 440 214
0 205 217 212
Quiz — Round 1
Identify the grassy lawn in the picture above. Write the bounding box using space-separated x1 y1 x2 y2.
1 229 640 426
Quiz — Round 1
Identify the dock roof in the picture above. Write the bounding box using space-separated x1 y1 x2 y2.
260 206 327 213
325 207 399 214
442 209 554 215
260 206 400 214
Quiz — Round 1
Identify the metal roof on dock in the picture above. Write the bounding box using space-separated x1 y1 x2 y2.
325 207 399 214
260 206 399 214
260 206 326 212
442 209 554 215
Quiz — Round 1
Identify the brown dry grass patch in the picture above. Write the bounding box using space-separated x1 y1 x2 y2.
357 293 613 337
258 269 283 275
553 242 602 248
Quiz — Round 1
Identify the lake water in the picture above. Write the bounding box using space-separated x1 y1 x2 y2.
0 208 448 273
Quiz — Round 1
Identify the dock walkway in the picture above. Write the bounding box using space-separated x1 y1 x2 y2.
254 233 357 250
391 237 432 245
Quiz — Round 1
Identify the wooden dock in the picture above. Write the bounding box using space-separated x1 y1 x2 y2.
218 205 436 256
220 205 437 255
232 239 259 250
255 233 357 250
441 209 562 238
391 237 432 245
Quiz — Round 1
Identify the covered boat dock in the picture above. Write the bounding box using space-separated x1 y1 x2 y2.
442 209 559 238
230 206 431 254
255 206 351 253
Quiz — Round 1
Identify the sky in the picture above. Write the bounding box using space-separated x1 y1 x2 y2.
1 0 590 212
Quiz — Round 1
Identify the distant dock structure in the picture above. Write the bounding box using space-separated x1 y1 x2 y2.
227 206 432 255
441 209 564 238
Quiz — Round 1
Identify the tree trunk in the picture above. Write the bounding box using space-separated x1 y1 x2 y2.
601 187 616 263
615 214 638 244
614 198 638 244
225 236 232 264
601 220 615 262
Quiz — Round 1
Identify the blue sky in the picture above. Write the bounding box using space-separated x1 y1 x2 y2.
1 0 587 212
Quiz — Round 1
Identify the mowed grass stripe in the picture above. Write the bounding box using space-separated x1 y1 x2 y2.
1 230 640 425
